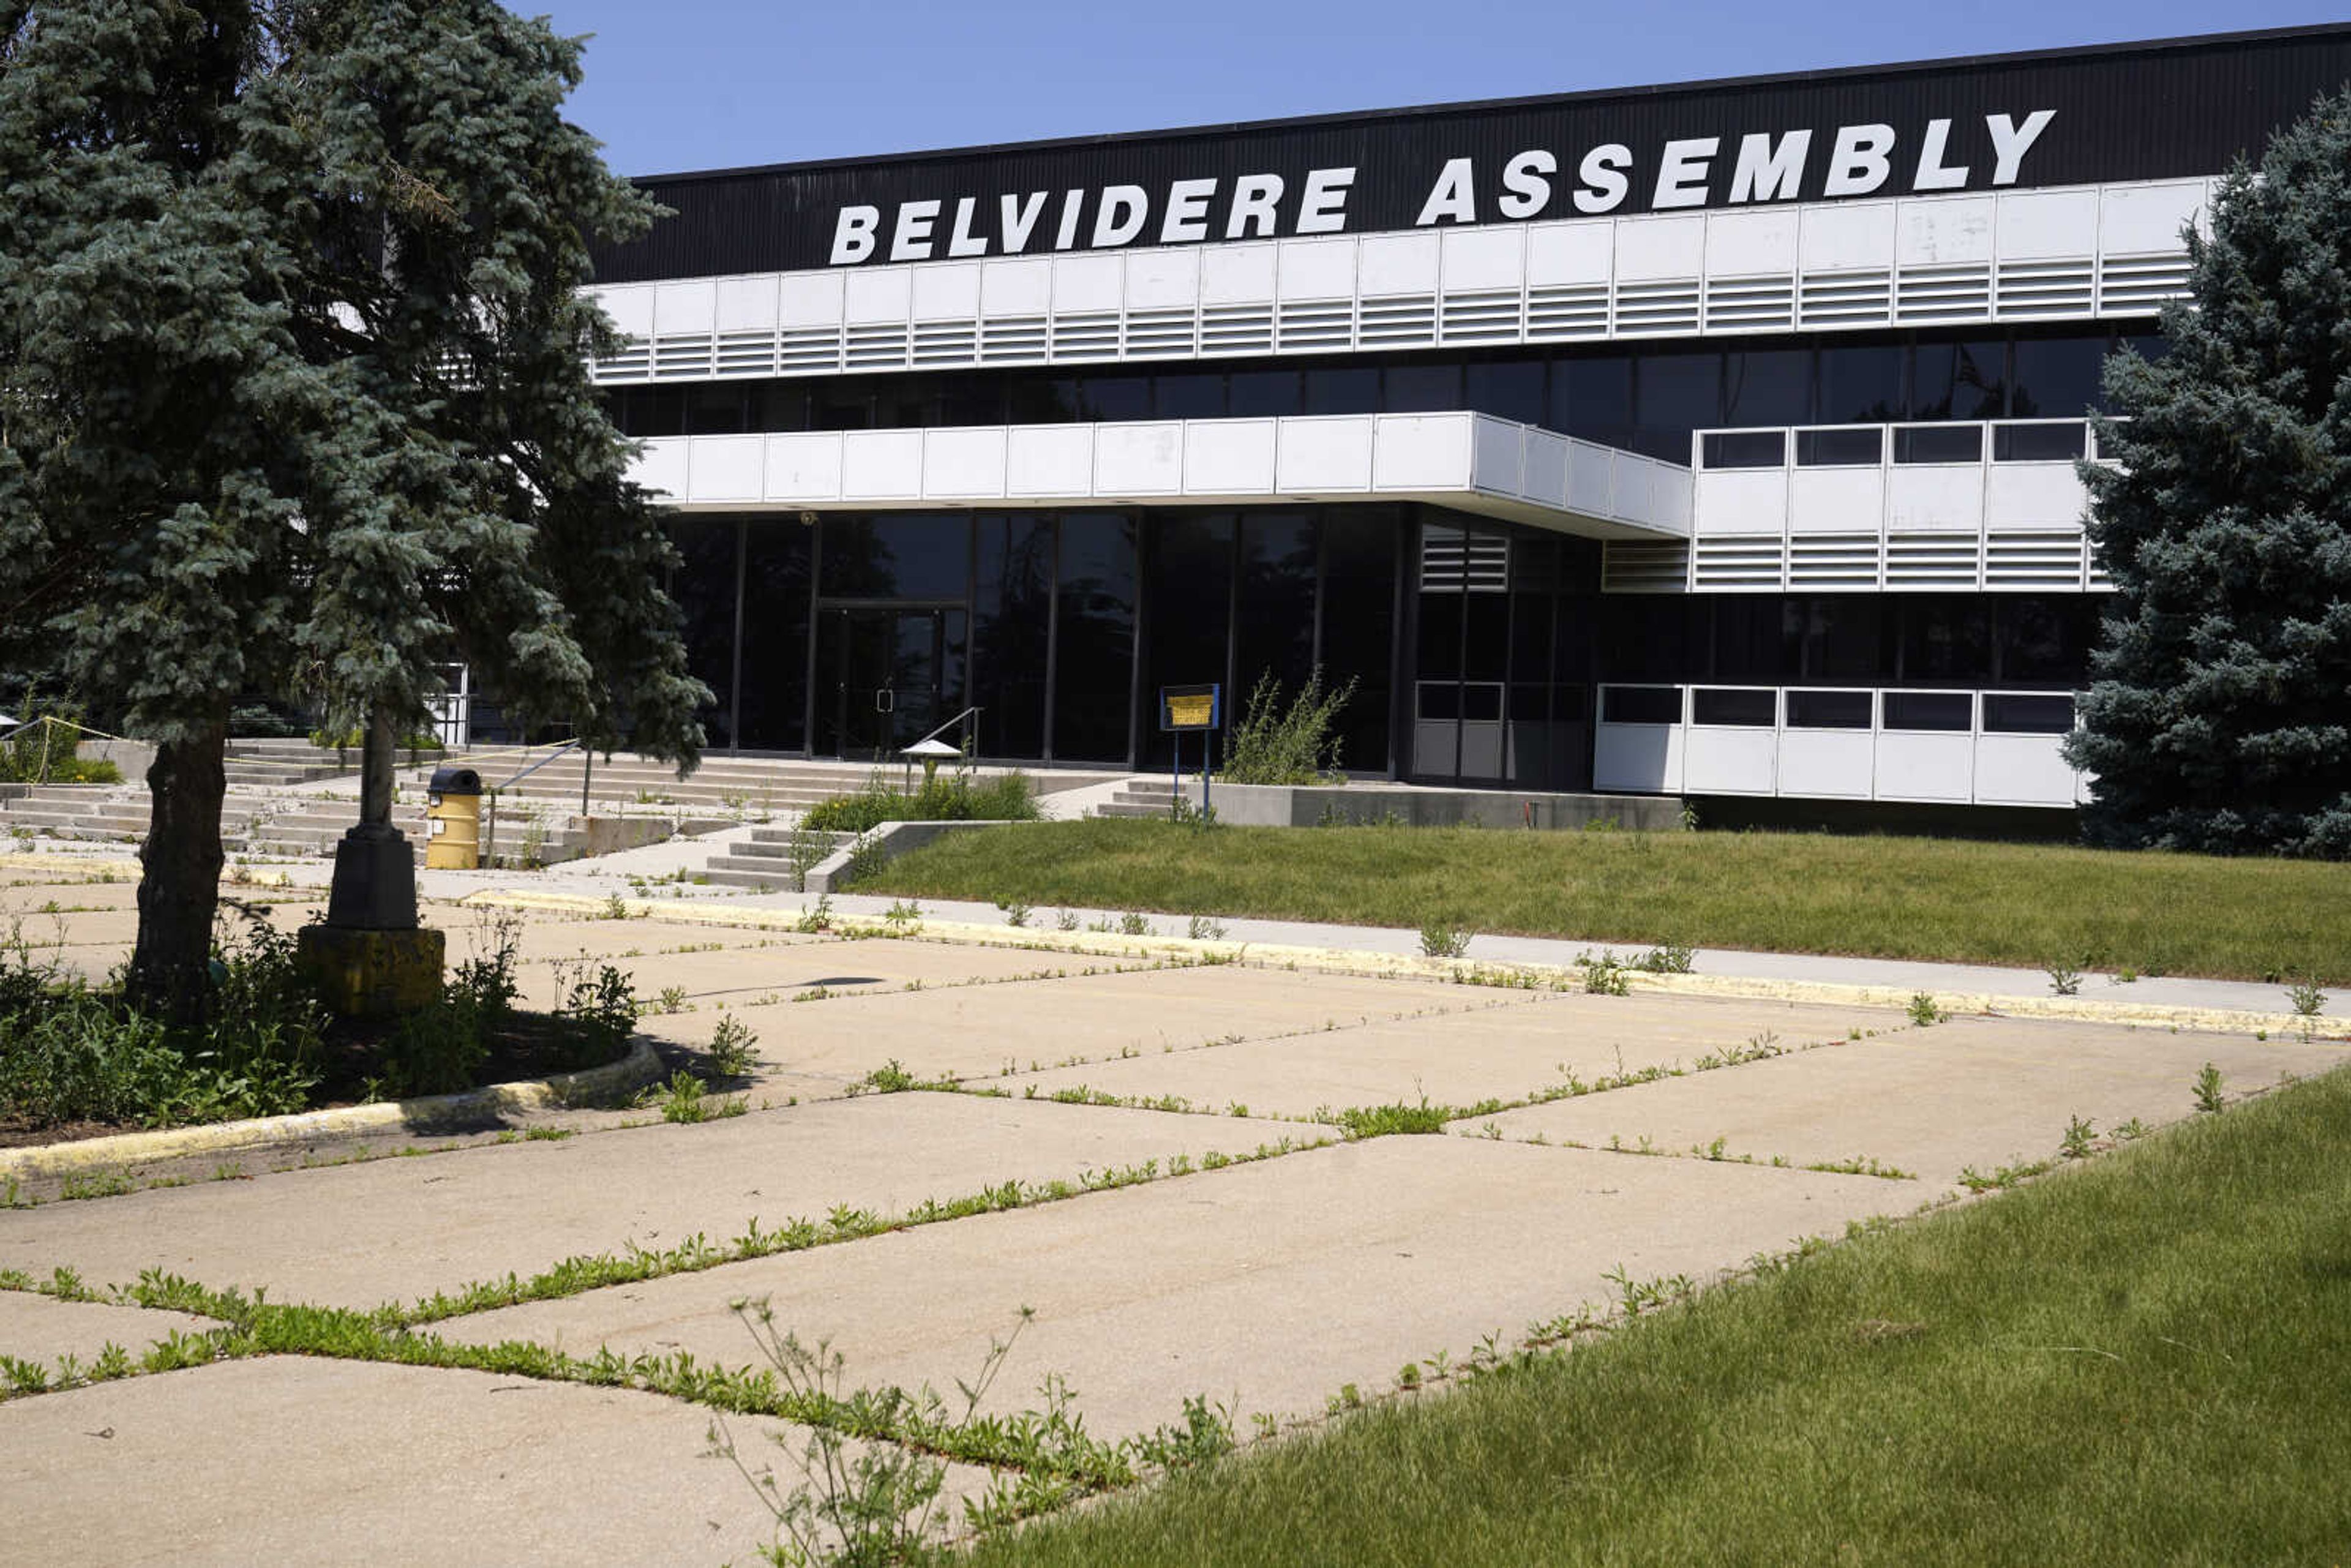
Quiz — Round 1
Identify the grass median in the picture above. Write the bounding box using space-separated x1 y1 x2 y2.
864 819 2349 983
968 1064 2351 1566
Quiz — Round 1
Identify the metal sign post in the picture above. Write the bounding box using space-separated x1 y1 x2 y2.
1157 683 1222 819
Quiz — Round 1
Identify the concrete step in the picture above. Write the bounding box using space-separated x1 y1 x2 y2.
700 866 808 893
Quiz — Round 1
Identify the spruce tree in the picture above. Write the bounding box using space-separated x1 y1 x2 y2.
2072 89 2351 858
1 1 707 1015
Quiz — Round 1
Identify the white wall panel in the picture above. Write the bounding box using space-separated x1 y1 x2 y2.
1613 214 1705 280
1006 425 1095 497
910 264 981 321
684 435 763 503
1277 237 1357 300
763 434 842 501
1798 201 1895 272
1468 418 1524 496
1789 467 1884 533
1524 220 1613 285
778 272 845 326
1566 445 1614 515
1124 247 1199 309
839 429 924 500
842 268 910 324
1182 419 1277 493
1199 242 1277 304
979 257 1051 316
712 277 779 334
1359 232 1439 295
1985 464 2089 528
1875 732 1974 802
1440 226 1524 291
1594 723 1682 794
634 436 688 498
2098 179 2205 253
1897 195 1995 264
1052 253 1123 312
1521 430 1570 509
1610 454 1653 522
1995 189 2099 259
921 427 1008 498
1692 470 1787 536
1684 727 1777 794
1093 421 1185 495
1886 465 1984 532
1705 209 1798 276
1775 730 1874 799
1274 417 1374 493
652 279 716 335
1974 734 2079 806
597 283 656 337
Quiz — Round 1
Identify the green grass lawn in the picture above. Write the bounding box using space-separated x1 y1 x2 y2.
865 819 2350 983
967 1067 2351 1566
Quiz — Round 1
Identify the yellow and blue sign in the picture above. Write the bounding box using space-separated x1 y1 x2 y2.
1160 683 1221 732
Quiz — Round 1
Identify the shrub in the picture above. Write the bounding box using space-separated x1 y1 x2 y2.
1219 667 1357 786
799 767 1039 835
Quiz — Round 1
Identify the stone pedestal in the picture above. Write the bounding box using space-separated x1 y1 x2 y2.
302 823 440 1019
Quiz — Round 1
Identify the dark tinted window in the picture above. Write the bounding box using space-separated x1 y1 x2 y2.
1997 597 2096 685
1235 511 1317 705
1900 599 1992 681
1892 424 1984 465
1556 354 1633 446
972 514 1052 757
1385 362 1462 413
670 517 741 748
1602 686 1682 724
1883 690 1973 730
1461 684 1502 721
1992 422 2087 462
1982 693 2075 733
1466 360 1545 426
1321 509 1397 773
684 384 751 435
1787 689 1873 729
1817 345 1903 424
1713 597 1795 683
1416 681 1460 720
1911 339 2006 421
819 514 970 601
1700 430 1786 468
1692 687 1776 726
2009 336 2108 420
1723 349 1812 427
1635 350 1722 460
1144 511 1234 769
1304 367 1379 416
1052 513 1136 762
1229 370 1301 418
1792 597 1889 680
1796 427 1883 466
1079 375 1150 422
1154 372 1226 421
736 518 812 751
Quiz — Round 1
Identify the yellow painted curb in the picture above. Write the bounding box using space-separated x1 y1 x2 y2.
459 890 2351 1043
0 1037 666 1181
0 852 143 878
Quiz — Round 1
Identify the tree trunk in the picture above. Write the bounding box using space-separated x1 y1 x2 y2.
129 711 228 1022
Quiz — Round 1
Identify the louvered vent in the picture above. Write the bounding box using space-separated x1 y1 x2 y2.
1613 279 1701 336
1524 284 1609 341
910 321 977 366
1420 528 1509 591
1703 277 1796 333
2087 541 2115 591
1355 294 1434 348
1788 534 1881 589
1049 311 1120 361
2098 255 2191 313
1199 304 1273 356
1122 308 1196 358
714 329 778 376
1692 538 1787 590
651 334 714 377
844 323 909 370
1277 299 1353 351
1884 535 1980 588
1799 269 1893 327
1439 289 1521 343
978 316 1048 363
1995 261 2095 320
779 326 842 371
593 342 650 381
1600 541 1691 593
1985 531 2085 590
1895 264 1993 323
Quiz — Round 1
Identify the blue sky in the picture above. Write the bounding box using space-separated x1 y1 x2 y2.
531 1 2344 176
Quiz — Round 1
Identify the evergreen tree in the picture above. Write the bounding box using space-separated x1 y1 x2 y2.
2071 89 2351 858
0 1 706 1016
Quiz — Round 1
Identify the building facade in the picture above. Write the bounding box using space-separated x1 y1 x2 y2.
584 25 2351 815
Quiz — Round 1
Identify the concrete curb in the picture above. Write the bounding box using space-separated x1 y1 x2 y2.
460 890 2351 1042
0 1035 666 1181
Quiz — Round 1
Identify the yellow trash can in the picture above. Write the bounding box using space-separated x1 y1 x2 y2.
424 766 482 869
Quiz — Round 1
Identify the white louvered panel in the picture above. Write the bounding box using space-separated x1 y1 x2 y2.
1692 537 1786 590
713 329 778 376
1419 527 1468 588
1355 294 1434 348
593 342 650 381
1613 279 1700 337
910 320 977 367
2098 254 2191 314
1787 534 1881 589
1199 304 1273 356
843 323 909 370
1985 531 2086 590
977 315 1048 364
1798 269 1891 327
2087 540 2115 591
1438 288 1521 344
650 333 714 377
1122 307 1196 359
1600 540 1691 594
1463 532 1509 593
1884 534 1981 589
1701 276 1795 334
1994 260 2095 320
1895 264 1992 324
778 326 842 372
1277 299 1354 352
1524 283 1609 341
1049 310 1120 361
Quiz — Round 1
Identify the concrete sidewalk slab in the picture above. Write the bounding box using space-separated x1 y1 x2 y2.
0 1358 980 1567
1006 991 1907 1119
441 1138 1903 1439
0 1095 1304 1310
493 918 804 966
0 1294 219 1367
516 936 1144 1013
1 881 144 912
1472 1016 2351 1184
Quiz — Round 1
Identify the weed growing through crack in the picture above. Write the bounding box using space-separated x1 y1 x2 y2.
2060 1114 2099 1160
1118 912 1151 937
707 1016 762 1081
2194 1062 2227 1114
2285 976 2327 1017
2046 961 2083 997
1907 992 1948 1026
1418 919 1472 959
997 899 1032 929
1186 915 1227 942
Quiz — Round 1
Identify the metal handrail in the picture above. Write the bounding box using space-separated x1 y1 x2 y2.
909 707 983 756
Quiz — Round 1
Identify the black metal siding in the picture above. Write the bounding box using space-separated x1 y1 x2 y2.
594 26 2351 281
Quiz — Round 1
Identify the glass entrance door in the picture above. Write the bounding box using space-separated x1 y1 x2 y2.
814 607 965 760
